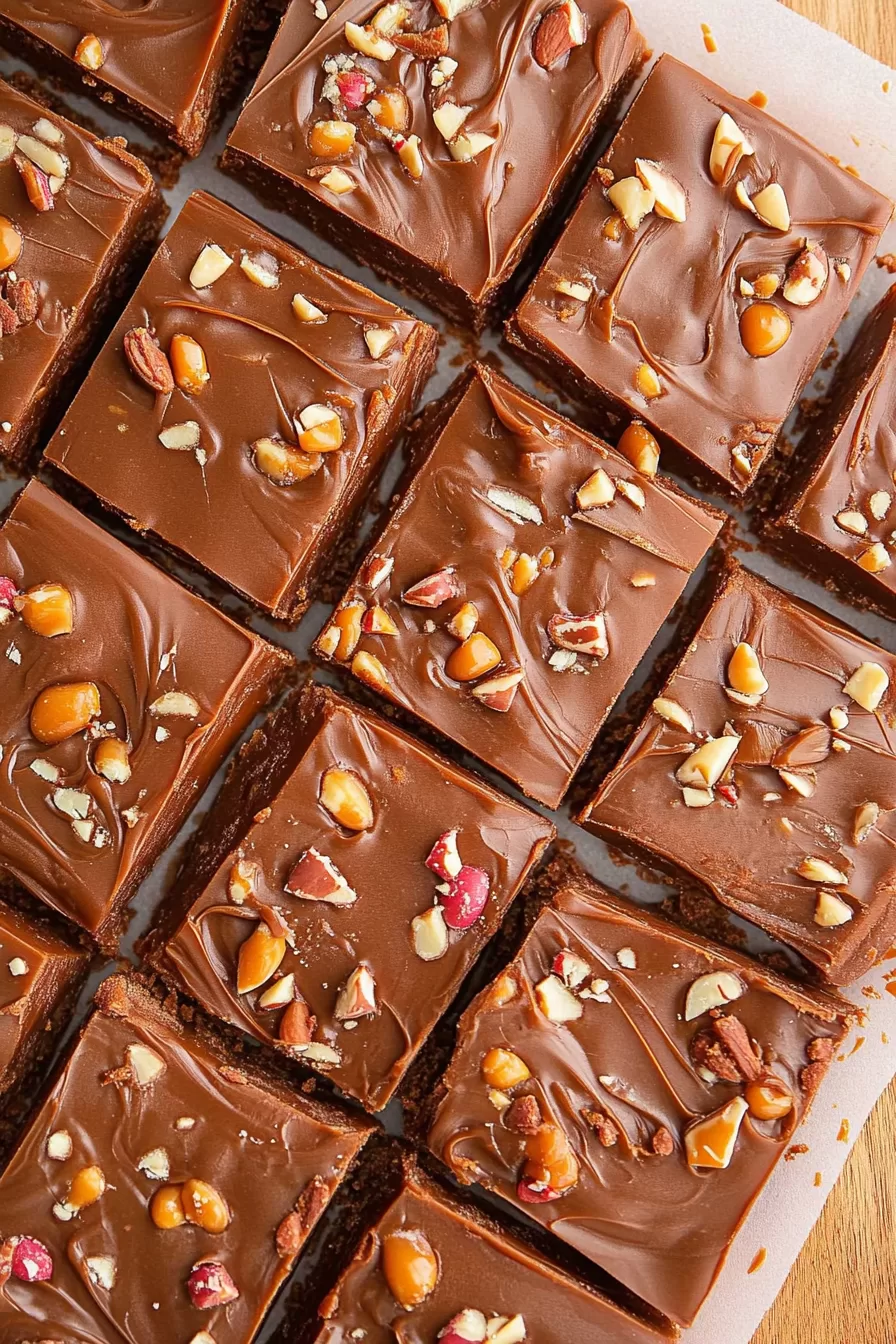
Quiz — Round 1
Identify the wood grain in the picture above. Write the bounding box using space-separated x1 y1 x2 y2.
752 10 896 1342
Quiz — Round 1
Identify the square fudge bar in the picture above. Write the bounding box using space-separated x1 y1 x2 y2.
507 55 894 494
772 284 896 616
144 682 554 1111
0 0 264 155
0 481 291 948
428 863 850 1326
312 1163 676 1343
222 0 645 329
0 78 162 467
0 896 88 1101
0 974 373 1342
581 562 896 985
313 364 724 808
44 190 438 620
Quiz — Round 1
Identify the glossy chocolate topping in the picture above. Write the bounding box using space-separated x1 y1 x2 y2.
582 562 896 984
0 974 372 1343
153 684 553 1111
428 871 848 1326
315 364 724 808
226 0 643 317
0 79 157 465
316 1175 672 1342
509 55 894 492
0 0 244 151
0 898 85 1091
777 284 896 607
0 481 290 944
45 190 438 618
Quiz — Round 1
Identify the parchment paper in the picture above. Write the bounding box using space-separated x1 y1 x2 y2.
2 0 896 1338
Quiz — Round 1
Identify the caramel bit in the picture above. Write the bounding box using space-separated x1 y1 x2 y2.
520 1122 579 1198
739 302 792 358
31 680 100 744
481 1047 530 1090
17 583 73 638
0 216 22 270
685 1098 747 1169
169 333 210 395
749 90 769 109
381 1229 439 1310
319 766 374 831
236 922 287 995
745 1074 794 1121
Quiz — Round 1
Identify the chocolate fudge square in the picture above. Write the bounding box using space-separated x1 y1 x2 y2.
772 284 896 616
0 0 262 155
313 1162 676 1343
507 55 894 494
581 562 896 985
0 973 373 1342
145 682 554 1112
0 896 87 1101
428 864 849 1326
0 78 162 467
44 190 438 620
313 364 724 808
0 481 290 948
222 0 645 329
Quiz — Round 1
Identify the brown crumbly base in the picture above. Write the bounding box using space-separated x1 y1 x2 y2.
221 48 645 333
1 145 165 470
0 0 286 157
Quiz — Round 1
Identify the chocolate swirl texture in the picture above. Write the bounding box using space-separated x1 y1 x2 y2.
0 0 247 153
428 870 849 1326
0 898 86 1092
0 482 290 946
581 562 896 985
146 684 554 1111
44 190 438 619
774 283 896 614
0 79 159 467
224 0 644 327
315 1172 674 1342
508 55 894 493
0 974 372 1343
314 364 724 808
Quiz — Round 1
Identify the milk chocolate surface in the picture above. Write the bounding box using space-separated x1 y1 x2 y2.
508 55 894 493
0 974 372 1343
582 563 896 984
428 870 848 1325
148 683 553 1111
44 190 438 619
0 0 250 153
315 1173 673 1343
0 481 290 945
0 79 159 466
0 897 86 1094
224 0 644 326
774 283 896 613
314 364 724 808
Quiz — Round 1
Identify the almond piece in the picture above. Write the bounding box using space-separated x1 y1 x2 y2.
292 293 327 322
334 965 377 1019
843 661 889 711
319 767 374 831
285 847 357 905
149 691 200 717
853 801 880 844
535 975 583 1022
634 158 688 221
364 327 396 358
607 176 654 231
404 568 460 607
751 183 791 232
676 735 740 790
253 437 321 486
576 468 615 509
709 113 753 184
124 327 174 395
486 485 543 525
126 1043 166 1087
814 890 853 927
783 243 828 306
345 20 396 58
158 421 201 452
471 670 523 712
547 612 608 658
411 905 449 960
533 0 586 68
652 697 694 733
240 253 280 288
433 101 471 141
257 973 296 1009
298 403 344 453
684 970 745 1021
835 510 868 536
797 856 849 885
393 24 450 56
319 168 357 195
448 601 479 640
189 244 233 289
858 543 890 574
352 650 391 691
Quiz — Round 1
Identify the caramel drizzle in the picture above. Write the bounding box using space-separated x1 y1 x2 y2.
160 300 352 384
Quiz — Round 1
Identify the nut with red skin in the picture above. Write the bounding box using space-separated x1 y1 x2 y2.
426 830 463 881
439 865 489 929
517 1176 559 1203
186 1260 240 1309
439 1309 488 1343
14 154 54 211
336 69 373 109
0 575 19 621
10 1237 53 1282
547 612 608 658
334 965 377 1020
284 847 357 905
471 670 523 712
403 568 460 608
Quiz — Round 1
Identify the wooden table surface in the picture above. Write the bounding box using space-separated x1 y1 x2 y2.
752 9 896 1342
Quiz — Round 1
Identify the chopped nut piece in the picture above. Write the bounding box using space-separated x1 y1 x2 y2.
85 1255 117 1290
94 737 131 784
685 1097 748 1168
335 965 377 1019
393 23 450 56
448 601 479 640
797 856 849 885
310 119 357 158
449 132 496 163
124 326 174 395
533 0 586 68
607 176 655 231
535 974 583 1022
359 554 394 591
481 1048 531 1089
853 800 880 844
684 970 745 1021
829 705 849 730
253 436 321 485
320 766 374 831
506 1095 543 1135
485 484 543 525
149 691 200 717
16 134 68 180
617 421 660 476
15 153 54 211
364 326 397 358
616 946 636 969
292 292 327 322
869 491 891 520
777 768 816 798
397 135 425 178
361 604 399 635
676 734 740 789
634 158 688 221
635 362 662 398
46 1129 72 1161
814 890 853 927
753 272 780 298
138 1147 170 1180
835 509 868 535
31 680 100 744
0 124 16 164
575 467 615 508
412 905 449 960
547 612 608 658
74 33 105 70
554 278 591 301
751 183 791 232
319 166 357 195
285 846 357 905
727 641 768 697
843 660 889 711
352 649 391 691
189 243 233 289
433 101 471 141
858 542 890 573
125 1042 166 1087
298 403 344 453
652 697 694 733
159 420 201 451
17 582 73 637
345 20 396 58
187 1260 239 1310
471 670 523 712
709 113 753 184
783 243 828 306
257 972 296 1008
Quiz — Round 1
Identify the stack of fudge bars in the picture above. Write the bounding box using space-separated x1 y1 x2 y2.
0 2 894 1339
